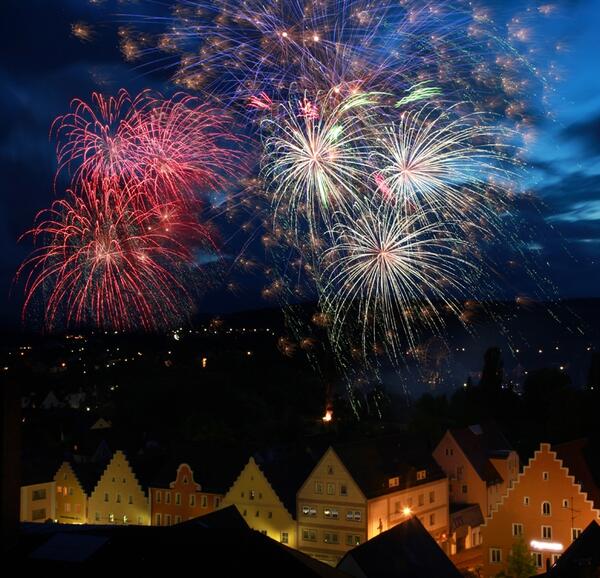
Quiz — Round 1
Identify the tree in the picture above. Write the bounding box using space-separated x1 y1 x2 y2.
479 347 503 390
496 537 537 578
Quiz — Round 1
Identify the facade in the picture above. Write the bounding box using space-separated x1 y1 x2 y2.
297 444 450 566
53 461 87 524
433 424 520 518
150 463 223 526
481 443 600 577
220 456 297 548
20 481 55 523
88 450 150 525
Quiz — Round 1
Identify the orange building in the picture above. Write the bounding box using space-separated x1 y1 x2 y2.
481 442 600 577
150 463 223 526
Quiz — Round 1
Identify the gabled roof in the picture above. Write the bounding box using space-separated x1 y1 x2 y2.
540 520 600 577
333 434 446 500
337 516 462 578
448 423 512 485
553 438 600 510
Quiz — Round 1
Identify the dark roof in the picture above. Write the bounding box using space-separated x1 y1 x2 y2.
449 423 511 486
254 446 322 517
553 439 600 510
540 520 600 578
337 516 462 578
333 435 446 500
12 507 350 576
450 504 484 533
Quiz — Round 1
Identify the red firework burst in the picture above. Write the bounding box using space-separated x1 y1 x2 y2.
18 178 217 331
52 89 244 207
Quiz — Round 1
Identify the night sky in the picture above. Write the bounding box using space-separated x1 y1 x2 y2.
1 0 599 328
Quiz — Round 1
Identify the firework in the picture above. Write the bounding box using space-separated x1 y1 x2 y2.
52 90 244 208
18 179 215 331
321 201 472 359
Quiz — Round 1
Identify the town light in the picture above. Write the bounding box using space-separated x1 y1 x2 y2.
322 408 333 422
403 507 412 517
530 540 563 552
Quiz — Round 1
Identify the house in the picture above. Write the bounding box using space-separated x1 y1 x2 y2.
297 438 449 566
87 450 150 525
53 462 88 524
480 443 600 577
538 520 600 577
220 454 300 548
149 462 224 526
337 515 462 578
20 455 59 523
433 423 520 518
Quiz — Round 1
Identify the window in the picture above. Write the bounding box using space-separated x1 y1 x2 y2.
340 484 348 496
165 514 172 526
416 470 426 481
324 508 339 519
255 510 260 517
175 493 181 505
128 495 133 505
156 513 162 526
543 472 549 481
429 513 436 526
456 466 464 480
250 490 256 501
462 485 468 494
302 505 317 517
109 513 115 523
57 486 62 494
243 509 247 516
302 528 317 542
346 510 354 521
75 504 81 514
315 481 323 494
418 494 424 506
32 508 46 521
104 492 109 502
183 476 188 485
281 532 289 544
512 523 524 536
354 510 362 522
389 477 400 488
523 496 530 506
175 515 181 524
64 503 71 513
346 534 361 546
324 532 339 544
552 554 560 565
156 491 162 504
123 515 128 524
533 552 543 568
542 501 551 516
32 489 46 501
215 497 221 508
327 483 335 495
95 512 100 522
327 465 334 475
116 494 121 503
542 526 552 540
429 491 435 504
445 447 454 456
68 487 74 496
201 495 208 508
190 495 196 507
165 492 171 505
572 528 582 541
562 499 569 508
490 548 502 564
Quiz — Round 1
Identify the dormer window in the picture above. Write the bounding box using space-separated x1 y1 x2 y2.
417 470 426 481
388 477 400 488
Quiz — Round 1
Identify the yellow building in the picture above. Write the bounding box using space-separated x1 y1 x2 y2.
297 442 450 566
481 442 600 577
220 456 297 548
53 461 88 524
20 481 55 523
88 450 150 525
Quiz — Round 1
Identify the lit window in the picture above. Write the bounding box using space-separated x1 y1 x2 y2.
389 477 399 488
109 513 115 523
281 532 289 544
354 510 362 522
346 510 354 521
302 506 311 516
123 515 128 524
542 502 551 516
416 470 426 481
542 526 552 540
562 499 569 508
57 486 62 494
512 523 524 536
490 548 502 564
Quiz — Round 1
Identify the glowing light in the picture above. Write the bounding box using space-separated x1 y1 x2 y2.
322 408 333 422
530 540 563 552
403 507 412 516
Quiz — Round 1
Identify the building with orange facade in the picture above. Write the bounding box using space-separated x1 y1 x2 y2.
150 463 224 526
480 442 600 577
297 439 449 566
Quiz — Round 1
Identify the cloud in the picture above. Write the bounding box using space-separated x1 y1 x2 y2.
561 113 600 157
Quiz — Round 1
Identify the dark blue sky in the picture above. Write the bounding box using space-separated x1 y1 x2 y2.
1 0 599 328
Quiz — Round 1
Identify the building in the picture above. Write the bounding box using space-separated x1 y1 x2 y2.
87 450 150 525
297 439 449 566
433 423 520 518
20 455 59 523
53 461 88 524
150 463 223 526
480 443 600 577
338 515 462 578
220 455 298 547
